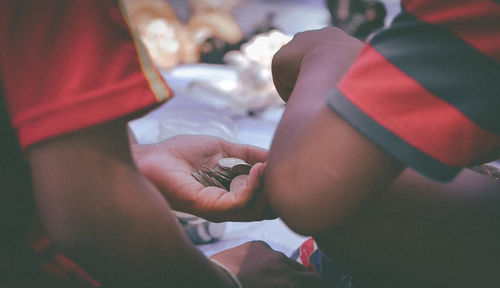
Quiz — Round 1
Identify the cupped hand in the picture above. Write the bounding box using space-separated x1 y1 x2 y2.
211 241 331 288
272 27 363 102
132 135 274 222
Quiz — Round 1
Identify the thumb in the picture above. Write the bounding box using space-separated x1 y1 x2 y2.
231 162 266 207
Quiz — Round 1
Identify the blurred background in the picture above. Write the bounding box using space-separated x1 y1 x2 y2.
127 0 401 146
124 0 400 70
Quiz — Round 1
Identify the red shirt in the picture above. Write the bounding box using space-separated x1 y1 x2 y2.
328 0 500 181
0 0 171 285
0 0 171 149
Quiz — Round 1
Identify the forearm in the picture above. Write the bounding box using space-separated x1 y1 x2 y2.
264 34 402 234
314 169 500 287
264 106 402 235
28 122 235 287
271 42 360 142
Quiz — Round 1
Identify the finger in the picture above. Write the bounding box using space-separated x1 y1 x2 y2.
192 166 268 222
192 185 255 216
228 163 276 221
243 145 269 165
220 141 268 165
230 163 264 205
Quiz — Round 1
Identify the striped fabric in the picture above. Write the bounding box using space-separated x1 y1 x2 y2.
327 0 500 181
291 238 353 287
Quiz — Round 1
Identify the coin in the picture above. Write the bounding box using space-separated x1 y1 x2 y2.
218 158 246 169
212 165 232 179
229 174 249 192
230 163 252 176
192 157 253 191
192 171 208 187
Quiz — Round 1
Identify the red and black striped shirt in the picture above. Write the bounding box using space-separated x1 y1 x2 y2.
328 0 500 181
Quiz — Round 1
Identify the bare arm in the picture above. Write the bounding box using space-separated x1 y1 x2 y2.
27 118 235 287
266 27 500 287
314 168 500 287
264 27 403 235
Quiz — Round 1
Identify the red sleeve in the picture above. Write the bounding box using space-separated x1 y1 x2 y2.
327 0 500 181
0 0 172 149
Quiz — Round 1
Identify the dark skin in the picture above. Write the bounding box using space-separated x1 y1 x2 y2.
27 115 330 287
317 169 500 287
266 27 500 287
28 118 232 288
132 134 272 222
27 24 497 288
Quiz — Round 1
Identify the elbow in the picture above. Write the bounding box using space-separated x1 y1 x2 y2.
263 162 346 236
276 204 346 237
280 211 329 237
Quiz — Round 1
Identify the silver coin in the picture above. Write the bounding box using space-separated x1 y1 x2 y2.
201 171 223 188
200 171 215 187
212 170 232 182
212 165 232 178
192 158 254 191
210 176 226 189
230 163 252 176
218 157 246 169
192 171 208 187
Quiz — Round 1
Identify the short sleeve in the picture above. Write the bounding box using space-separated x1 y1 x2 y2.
327 0 500 181
0 0 172 149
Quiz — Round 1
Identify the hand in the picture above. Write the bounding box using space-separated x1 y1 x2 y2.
272 27 363 102
132 135 273 222
211 241 331 288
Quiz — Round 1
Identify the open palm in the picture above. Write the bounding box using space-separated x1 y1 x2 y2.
132 135 273 222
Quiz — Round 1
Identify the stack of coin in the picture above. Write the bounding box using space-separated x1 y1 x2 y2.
192 157 252 191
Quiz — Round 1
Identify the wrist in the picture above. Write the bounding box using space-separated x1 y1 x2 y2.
300 44 361 86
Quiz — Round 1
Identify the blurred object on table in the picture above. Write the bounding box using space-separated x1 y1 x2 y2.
187 30 292 115
199 11 278 64
128 108 238 144
122 0 244 70
188 0 243 45
121 0 194 68
199 37 235 64
352 1 387 40
175 212 226 245
325 0 365 34
158 109 238 141
233 1 330 36
325 0 388 39
470 161 500 181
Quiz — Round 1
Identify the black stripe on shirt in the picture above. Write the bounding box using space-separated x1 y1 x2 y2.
369 9 500 135
327 89 461 182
